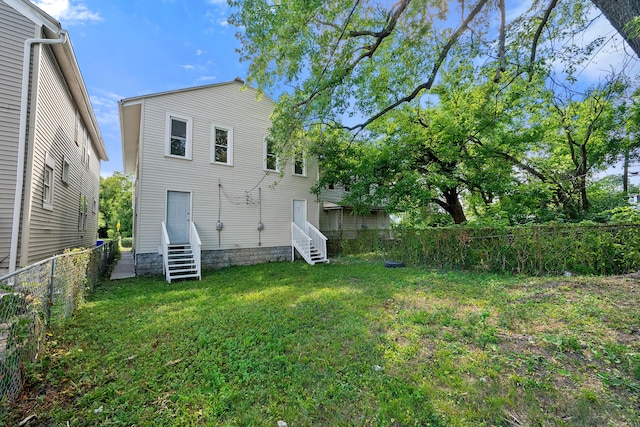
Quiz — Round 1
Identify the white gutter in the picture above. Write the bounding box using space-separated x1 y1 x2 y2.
9 31 68 273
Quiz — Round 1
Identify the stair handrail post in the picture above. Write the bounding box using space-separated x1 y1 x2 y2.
189 221 202 280
160 221 170 282
306 221 328 261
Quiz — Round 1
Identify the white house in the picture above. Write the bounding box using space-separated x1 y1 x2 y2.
119 80 328 281
319 184 390 240
0 0 108 274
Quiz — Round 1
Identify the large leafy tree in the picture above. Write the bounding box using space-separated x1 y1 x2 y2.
230 0 637 223
99 172 133 238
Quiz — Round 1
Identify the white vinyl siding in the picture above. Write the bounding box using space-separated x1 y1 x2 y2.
211 124 233 166
166 113 192 159
0 1 36 271
22 43 101 265
129 82 320 256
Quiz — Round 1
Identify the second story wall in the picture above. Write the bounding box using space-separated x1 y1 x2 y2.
20 43 101 265
0 0 37 270
129 82 319 254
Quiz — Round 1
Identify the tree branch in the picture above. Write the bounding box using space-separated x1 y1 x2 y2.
528 0 558 80
346 0 491 133
494 0 506 83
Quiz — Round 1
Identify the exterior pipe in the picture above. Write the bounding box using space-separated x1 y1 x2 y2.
9 31 68 273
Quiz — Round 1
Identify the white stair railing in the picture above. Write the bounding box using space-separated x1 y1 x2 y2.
306 222 328 262
291 221 328 264
291 222 312 262
160 221 170 282
189 221 201 280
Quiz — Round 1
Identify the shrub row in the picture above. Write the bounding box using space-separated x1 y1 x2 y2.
333 224 640 275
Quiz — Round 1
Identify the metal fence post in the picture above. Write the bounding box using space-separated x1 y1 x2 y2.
47 258 55 325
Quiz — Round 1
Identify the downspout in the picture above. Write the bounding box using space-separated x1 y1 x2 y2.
9 30 68 273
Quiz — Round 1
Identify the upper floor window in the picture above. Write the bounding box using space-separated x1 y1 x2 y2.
293 153 306 176
211 124 233 166
165 113 192 159
61 156 70 184
43 152 55 210
78 194 88 231
264 137 278 172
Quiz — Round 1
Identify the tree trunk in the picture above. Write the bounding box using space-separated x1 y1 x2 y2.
579 144 589 211
442 188 467 224
591 0 640 58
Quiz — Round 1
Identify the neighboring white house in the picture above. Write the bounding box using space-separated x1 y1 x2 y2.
319 184 390 240
119 80 328 281
0 0 108 274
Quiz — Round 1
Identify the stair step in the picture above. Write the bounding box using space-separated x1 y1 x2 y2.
168 267 198 274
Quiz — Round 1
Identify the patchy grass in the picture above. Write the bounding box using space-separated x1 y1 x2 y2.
3 256 639 426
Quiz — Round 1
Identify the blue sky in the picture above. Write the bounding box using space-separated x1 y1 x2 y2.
32 0 244 175
31 0 639 178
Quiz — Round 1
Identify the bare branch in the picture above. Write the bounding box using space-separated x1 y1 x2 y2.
347 0 491 133
529 0 558 80
494 0 506 83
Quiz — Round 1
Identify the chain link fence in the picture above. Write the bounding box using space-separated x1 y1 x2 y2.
0 241 118 403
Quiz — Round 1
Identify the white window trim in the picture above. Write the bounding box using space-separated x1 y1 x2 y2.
61 156 70 184
210 123 234 166
264 137 279 172
165 112 193 160
43 152 55 210
293 154 307 177
85 137 91 170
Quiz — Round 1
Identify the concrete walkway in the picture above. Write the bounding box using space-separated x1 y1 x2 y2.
110 249 136 280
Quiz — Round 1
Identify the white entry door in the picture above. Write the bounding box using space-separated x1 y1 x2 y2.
293 199 307 233
166 191 191 243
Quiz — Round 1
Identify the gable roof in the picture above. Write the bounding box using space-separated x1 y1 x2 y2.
4 0 108 161
119 80 272 174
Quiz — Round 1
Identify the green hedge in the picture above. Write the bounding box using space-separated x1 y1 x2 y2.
333 224 640 275
120 237 133 248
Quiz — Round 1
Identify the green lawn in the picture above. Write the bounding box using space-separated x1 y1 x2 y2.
5 256 640 426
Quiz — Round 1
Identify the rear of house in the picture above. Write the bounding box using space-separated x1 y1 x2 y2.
319 184 390 240
120 80 322 276
0 0 107 274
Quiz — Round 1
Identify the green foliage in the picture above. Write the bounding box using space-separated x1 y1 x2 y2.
231 0 637 225
4 261 638 425
377 223 640 275
119 237 133 248
99 172 133 239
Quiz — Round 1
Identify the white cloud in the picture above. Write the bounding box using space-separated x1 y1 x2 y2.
574 13 640 83
180 64 196 70
197 75 217 82
207 0 227 4
89 89 121 127
196 49 205 56
32 0 101 23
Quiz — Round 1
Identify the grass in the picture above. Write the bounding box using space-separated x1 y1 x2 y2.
3 255 639 426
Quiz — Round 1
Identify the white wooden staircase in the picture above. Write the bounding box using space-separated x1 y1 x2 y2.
292 221 329 265
161 221 201 283
166 244 199 281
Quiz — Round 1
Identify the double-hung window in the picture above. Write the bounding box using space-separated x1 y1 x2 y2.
166 113 192 159
78 195 88 231
211 124 233 165
264 137 278 172
293 153 306 177
43 153 55 210
61 157 70 184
